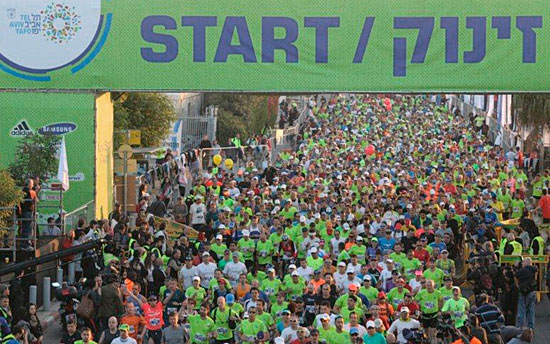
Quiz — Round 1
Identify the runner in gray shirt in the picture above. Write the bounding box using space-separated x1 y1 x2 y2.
162 312 185 344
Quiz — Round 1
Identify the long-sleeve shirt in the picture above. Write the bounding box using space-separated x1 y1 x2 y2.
474 303 505 334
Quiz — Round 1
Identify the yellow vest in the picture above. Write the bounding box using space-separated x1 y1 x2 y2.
510 241 523 255
499 238 508 254
530 236 545 255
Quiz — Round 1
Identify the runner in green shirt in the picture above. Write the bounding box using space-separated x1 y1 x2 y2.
441 287 470 328
359 276 379 303
188 304 216 344
327 316 351 344
284 272 305 299
256 234 274 267
387 279 408 309
238 231 256 263
422 260 445 288
210 297 239 342
438 277 454 304
260 268 283 302
415 280 442 342
239 306 269 344
185 277 207 309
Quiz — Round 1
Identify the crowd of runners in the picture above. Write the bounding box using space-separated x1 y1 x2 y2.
5 94 544 344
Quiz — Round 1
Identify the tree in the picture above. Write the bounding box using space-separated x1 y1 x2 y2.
513 94 550 170
203 94 276 145
513 94 550 129
114 93 176 148
9 134 61 184
0 169 23 232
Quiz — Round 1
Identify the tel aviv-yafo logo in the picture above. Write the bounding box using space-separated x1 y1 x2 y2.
0 0 112 81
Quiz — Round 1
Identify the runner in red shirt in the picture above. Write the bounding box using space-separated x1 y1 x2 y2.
140 295 164 344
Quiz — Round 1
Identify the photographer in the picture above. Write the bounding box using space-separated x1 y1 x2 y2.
515 257 537 329
466 257 499 297
387 307 420 344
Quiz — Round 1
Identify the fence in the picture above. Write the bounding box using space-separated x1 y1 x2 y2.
181 115 217 152
63 200 94 234
449 96 522 152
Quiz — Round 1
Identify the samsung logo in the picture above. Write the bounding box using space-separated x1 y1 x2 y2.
38 122 77 135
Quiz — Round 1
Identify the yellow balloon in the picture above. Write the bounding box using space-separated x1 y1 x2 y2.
224 158 234 169
213 154 222 166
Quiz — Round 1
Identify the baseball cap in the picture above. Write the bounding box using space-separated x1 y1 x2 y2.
119 324 130 332
346 267 355 274
216 234 223 240
267 268 276 273
338 262 346 267
374 319 383 328
289 264 297 270
242 230 250 237
232 251 240 258
225 293 235 304
415 270 423 276
311 247 318 253
366 321 376 328
300 215 306 222
401 306 410 313
193 276 201 282
291 271 299 276
356 236 364 242
363 275 372 281
377 291 386 299
281 310 291 315
443 276 452 282
350 328 359 335
218 224 226 229
320 314 330 321
348 284 358 291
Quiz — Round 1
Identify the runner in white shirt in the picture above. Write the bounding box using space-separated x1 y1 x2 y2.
197 252 217 288
387 307 420 344
223 252 248 286
178 256 199 289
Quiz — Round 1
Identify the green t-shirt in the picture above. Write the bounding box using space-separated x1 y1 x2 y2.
348 244 367 264
389 252 407 269
306 256 324 271
211 243 228 258
511 199 525 218
247 271 267 284
318 326 336 343
335 293 363 310
327 329 352 344
271 301 289 320
387 287 408 308
257 312 275 329
240 319 268 343
438 287 454 304
284 279 305 299
185 287 207 309
415 289 442 315
188 314 216 344
423 268 445 288
442 297 470 327
340 306 364 322
401 258 422 280
210 307 237 340
280 207 298 220
260 278 283 301
238 239 256 261
256 240 274 265
74 341 97 344
359 286 379 303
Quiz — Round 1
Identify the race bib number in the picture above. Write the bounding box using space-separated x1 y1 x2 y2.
150 318 161 326
454 311 464 318
194 334 206 342
217 327 228 335
424 302 435 309
261 251 267 257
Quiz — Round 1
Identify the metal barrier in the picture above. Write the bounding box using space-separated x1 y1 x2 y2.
63 200 94 234
449 96 522 151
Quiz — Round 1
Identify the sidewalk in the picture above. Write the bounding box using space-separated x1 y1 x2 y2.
36 299 61 333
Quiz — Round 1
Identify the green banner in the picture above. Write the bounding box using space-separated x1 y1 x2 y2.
0 93 95 228
0 0 548 92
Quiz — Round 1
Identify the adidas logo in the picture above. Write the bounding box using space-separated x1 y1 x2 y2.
10 120 34 137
